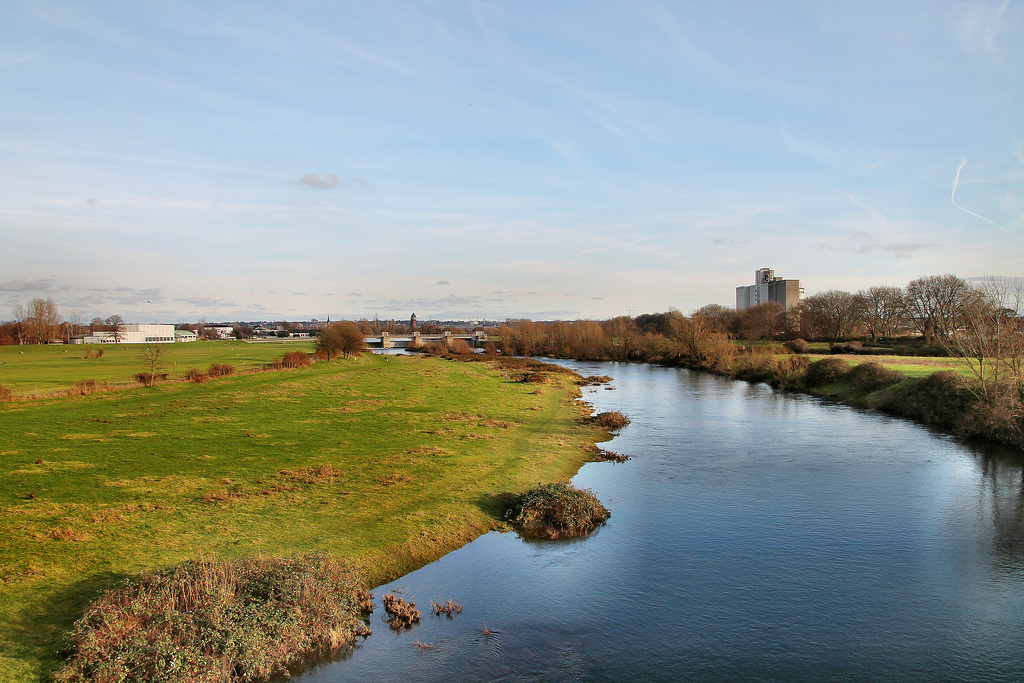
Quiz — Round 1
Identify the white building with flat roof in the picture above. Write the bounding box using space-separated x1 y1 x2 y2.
71 324 179 344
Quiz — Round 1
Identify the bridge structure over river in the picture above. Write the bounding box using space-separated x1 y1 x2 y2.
364 329 489 349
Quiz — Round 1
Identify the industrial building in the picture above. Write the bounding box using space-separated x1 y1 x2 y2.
70 323 183 344
736 268 804 311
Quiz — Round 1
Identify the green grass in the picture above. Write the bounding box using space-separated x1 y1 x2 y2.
0 340 316 396
0 354 601 682
828 354 974 379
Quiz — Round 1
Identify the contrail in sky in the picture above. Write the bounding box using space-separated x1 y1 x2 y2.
951 157 1011 233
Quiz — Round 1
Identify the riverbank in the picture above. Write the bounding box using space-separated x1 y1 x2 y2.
681 350 1024 452
0 354 606 682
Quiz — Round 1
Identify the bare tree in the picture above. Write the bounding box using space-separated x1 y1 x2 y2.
668 312 730 365
733 302 786 340
11 304 28 345
13 298 62 344
801 290 858 344
940 277 1024 417
139 345 165 387
693 304 736 335
854 286 908 340
905 274 973 344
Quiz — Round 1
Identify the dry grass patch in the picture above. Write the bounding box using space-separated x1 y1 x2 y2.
43 527 90 542
407 447 451 456
378 472 412 487
279 463 341 484
479 419 516 429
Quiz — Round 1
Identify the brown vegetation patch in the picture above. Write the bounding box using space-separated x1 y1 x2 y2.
44 527 90 542
186 368 209 383
53 553 373 683
462 433 496 440
90 508 125 525
591 411 631 431
378 472 412 487
279 463 341 484
382 592 420 630
208 363 236 377
439 410 483 422
202 488 249 504
479 419 516 429
407 447 451 456
586 444 631 463
430 599 463 617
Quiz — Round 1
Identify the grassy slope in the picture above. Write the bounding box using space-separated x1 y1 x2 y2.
0 340 316 396
0 354 599 683
816 353 969 378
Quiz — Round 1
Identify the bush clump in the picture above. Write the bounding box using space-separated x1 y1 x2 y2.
803 357 850 388
208 363 236 377
0 385 13 401
845 362 905 392
53 552 372 683
278 353 310 368
784 338 809 354
381 592 420 630
504 483 610 539
592 411 630 431
186 368 210 383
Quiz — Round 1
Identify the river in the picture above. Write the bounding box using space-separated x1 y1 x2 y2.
296 360 1024 682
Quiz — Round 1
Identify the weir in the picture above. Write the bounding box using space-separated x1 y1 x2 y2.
364 329 488 349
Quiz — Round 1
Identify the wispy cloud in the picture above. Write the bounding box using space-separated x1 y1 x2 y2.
853 242 935 258
0 278 58 292
298 173 341 189
177 296 237 308
959 0 1011 53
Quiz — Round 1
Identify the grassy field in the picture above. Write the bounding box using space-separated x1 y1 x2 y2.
823 353 970 379
0 353 602 682
0 340 317 397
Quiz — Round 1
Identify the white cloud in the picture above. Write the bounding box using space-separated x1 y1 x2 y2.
298 173 341 189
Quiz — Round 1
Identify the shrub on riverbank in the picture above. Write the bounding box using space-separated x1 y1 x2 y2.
845 361 904 392
803 357 850 388
382 592 420 630
592 411 630 431
53 553 372 683
504 483 610 539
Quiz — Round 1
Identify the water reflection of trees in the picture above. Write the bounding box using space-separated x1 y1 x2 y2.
973 443 1024 571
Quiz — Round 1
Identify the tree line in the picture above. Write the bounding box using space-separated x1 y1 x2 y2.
485 273 1023 449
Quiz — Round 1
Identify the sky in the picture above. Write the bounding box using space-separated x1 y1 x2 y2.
1 1 1022 324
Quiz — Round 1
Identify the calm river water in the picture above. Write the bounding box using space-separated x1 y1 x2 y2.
297 360 1024 682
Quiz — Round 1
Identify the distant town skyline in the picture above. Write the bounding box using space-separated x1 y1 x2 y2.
2 1 1021 322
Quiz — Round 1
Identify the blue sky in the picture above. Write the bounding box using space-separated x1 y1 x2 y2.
1 1 1021 323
